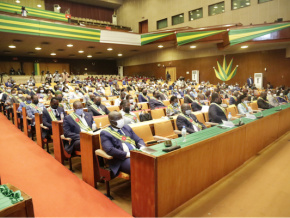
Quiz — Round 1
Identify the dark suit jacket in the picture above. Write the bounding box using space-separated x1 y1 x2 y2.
100 125 144 176
149 98 165 109
191 102 203 112
176 113 206 134
229 97 237 105
88 104 110 116
42 107 65 138
257 98 273 109
209 104 228 123
184 95 194 104
247 78 254 86
138 94 150 103
63 112 93 154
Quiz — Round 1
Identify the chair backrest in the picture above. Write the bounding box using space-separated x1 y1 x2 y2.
69 99 80 104
193 112 206 125
162 100 170 106
107 106 120 112
227 105 238 116
250 101 258 110
137 102 149 109
203 111 209 122
94 115 110 128
154 120 177 139
179 98 184 105
108 96 118 101
222 99 229 105
150 108 165 119
132 125 155 144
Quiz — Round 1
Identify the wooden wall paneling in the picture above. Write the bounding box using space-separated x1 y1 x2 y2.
131 151 157 217
44 0 114 22
39 63 69 74
22 62 34 75
80 132 101 188
0 61 21 75
123 49 290 87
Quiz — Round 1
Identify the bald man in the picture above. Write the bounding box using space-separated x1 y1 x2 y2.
176 104 206 134
100 111 145 176
63 101 94 154
88 96 110 116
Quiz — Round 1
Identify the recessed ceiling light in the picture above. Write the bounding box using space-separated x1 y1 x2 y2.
78 50 84 53
246 2 250 5
50 53 56 55
15 0 20 3
118 54 123 56
158 45 163 48
67 44 73 47
241 45 248 49
37 4 41 7
35 47 41 50
214 6 218 9
107 48 113 51
8 45 16 48
87 55 92 58
190 45 197 48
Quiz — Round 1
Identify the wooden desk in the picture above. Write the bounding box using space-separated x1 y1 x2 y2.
22 107 29 137
130 105 290 217
13 103 19 128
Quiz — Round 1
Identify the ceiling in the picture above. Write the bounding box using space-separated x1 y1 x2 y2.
1 31 290 62
66 0 123 9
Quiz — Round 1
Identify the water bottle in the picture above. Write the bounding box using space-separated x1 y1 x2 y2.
60 112 64 120
99 122 102 129
181 126 187 142
228 112 232 121
92 121 97 131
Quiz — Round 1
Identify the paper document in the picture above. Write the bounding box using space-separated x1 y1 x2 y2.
220 120 235 128
246 113 256 120
201 106 209 113
140 146 157 154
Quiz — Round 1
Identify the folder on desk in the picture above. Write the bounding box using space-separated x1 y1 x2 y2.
140 146 157 154
220 120 235 128
246 113 256 120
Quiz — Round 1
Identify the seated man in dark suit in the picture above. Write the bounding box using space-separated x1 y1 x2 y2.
63 101 94 154
209 92 228 124
184 89 195 104
100 111 145 176
149 91 165 109
191 94 205 112
42 97 65 140
176 103 206 134
88 96 110 116
138 89 150 103
257 92 274 109
229 91 239 105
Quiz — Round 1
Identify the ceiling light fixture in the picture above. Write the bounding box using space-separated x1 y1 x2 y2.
78 50 84 53
158 45 163 48
8 45 16 48
37 4 41 7
15 0 20 3
35 47 42 50
67 44 73 47
50 53 56 55
118 54 123 56
190 45 196 48
241 45 248 49
87 55 92 58
107 48 113 51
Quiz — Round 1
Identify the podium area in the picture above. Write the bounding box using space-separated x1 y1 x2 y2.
0 113 131 217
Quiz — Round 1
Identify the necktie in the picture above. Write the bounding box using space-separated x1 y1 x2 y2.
54 109 59 117
118 129 134 150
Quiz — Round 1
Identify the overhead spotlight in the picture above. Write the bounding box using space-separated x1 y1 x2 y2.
15 0 20 3
190 45 196 48
87 55 92 58
8 45 16 48
37 4 41 7
67 44 73 47
50 53 56 55
118 54 123 56
158 45 163 48
107 48 113 51
35 47 42 50
241 45 248 49
78 50 84 53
